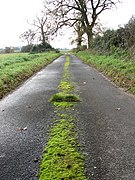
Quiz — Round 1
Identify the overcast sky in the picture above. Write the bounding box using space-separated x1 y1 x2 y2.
0 0 135 49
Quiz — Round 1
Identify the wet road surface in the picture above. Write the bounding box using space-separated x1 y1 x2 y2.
0 56 65 180
70 55 135 180
1 54 135 180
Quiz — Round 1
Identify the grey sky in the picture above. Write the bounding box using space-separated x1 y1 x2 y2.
0 0 134 48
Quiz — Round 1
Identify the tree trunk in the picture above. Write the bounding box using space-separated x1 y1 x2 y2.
41 26 46 46
87 31 93 49
77 36 82 49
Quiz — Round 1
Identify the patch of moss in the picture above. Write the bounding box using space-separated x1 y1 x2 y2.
39 55 87 180
53 102 75 108
50 92 80 102
39 118 87 180
59 81 74 93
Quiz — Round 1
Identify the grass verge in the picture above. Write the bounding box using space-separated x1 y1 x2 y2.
76 51 135 94
39 55 87 180
0 52 61 99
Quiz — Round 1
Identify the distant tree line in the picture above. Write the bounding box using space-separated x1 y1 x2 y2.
21 42 54 53
92 16 135 59
0 47 21 53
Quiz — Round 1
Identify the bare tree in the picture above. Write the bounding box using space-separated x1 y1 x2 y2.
71 21 85 49
20 29 35 45
44 0 120 48
21 10 56 46
31 12 51 46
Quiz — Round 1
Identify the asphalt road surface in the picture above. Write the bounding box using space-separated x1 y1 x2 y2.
70 55 135 180
0 56 65 180
0 55 135 180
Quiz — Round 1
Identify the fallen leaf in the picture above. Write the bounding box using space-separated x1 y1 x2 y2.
116 108 121 111
17 127 27 131
23 127 27 131
27 106 31 108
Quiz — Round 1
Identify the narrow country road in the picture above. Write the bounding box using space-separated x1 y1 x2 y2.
70 55 135 180
0 56 65 180
0 54 135 180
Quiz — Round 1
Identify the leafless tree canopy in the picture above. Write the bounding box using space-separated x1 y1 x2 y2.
31 13 50 45
44 0 120 48
20 29 35 45
20 9 57 47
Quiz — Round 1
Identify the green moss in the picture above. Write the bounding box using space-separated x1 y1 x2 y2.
59 81 74 93
53 102 75 108
50 92 80 102
39 55 87 180
39 118 87 180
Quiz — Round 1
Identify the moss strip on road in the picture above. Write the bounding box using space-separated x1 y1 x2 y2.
39 55 87 180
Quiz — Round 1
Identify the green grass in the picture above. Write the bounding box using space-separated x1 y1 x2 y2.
76 51 135 94
0 52 61 99
39 55 87 179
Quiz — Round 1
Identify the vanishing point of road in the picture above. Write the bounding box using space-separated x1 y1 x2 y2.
0 55 135 180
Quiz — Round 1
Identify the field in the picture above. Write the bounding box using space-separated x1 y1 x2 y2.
0 52 60 99
76 51 135 95
1 51 134 99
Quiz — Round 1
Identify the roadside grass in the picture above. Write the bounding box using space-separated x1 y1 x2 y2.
39 55 87 180
0 52 61 99
76 51 135 94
